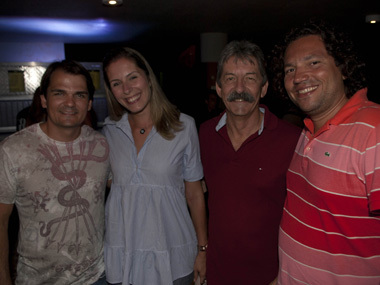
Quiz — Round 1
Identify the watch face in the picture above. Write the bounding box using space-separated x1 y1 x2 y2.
199 244 208 251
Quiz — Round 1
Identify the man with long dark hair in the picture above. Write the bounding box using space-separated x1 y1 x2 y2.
271 20 380 284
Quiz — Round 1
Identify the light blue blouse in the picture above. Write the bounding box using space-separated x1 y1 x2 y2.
102 113 203 284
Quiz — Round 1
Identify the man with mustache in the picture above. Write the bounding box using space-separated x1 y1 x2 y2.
0 60 109 285
198 40 300 284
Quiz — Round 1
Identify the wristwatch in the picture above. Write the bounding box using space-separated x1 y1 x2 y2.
198 244 208 252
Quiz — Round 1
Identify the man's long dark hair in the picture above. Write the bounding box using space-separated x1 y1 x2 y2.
270 19 367 101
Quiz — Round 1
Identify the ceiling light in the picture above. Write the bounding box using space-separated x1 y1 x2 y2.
102 0 123 6
365 14 380 24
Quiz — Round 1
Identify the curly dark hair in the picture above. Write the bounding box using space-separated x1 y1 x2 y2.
270 19 367 101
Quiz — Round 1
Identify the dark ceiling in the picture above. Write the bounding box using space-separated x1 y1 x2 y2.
0 0 379 113
1 0 379 45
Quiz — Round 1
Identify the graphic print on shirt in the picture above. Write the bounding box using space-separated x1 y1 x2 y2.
37 138 108 255
28 191 51 213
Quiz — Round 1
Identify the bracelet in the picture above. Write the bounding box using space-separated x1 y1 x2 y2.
198 244 208 252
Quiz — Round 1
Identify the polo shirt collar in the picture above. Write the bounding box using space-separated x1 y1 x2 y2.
303 88 368 134
215 106 266 135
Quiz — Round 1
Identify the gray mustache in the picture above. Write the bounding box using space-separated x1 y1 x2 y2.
227 91 254 103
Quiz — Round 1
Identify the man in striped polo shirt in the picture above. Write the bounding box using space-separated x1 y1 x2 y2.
271 20 380 284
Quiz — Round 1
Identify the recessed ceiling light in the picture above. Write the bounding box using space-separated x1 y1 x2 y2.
102 0 123 6
365 14 380 24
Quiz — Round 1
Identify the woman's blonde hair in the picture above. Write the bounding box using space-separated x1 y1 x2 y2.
103 47 182 140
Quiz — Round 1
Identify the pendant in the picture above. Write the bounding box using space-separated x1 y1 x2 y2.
140 128 145 134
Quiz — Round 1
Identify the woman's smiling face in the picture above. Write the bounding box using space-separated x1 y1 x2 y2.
106 57 152 115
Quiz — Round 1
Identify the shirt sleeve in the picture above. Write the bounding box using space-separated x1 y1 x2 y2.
366 125 380 214
0 144 17 204
182 116 203 182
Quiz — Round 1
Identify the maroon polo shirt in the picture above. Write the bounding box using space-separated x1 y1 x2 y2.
199 105 300 285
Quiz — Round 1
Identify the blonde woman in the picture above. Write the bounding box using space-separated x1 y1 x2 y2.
102 47 207 285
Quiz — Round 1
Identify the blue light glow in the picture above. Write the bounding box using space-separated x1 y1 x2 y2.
0 17 150 43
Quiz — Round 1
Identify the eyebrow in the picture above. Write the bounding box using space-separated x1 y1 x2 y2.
285 53 322 66
109 70 139 82
303 54 320 61
75 91 89 95
224 72 257 76
126 71 139 76
49 89 89 95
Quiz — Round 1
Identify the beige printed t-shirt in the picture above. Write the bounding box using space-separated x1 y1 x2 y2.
0 124 110 285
